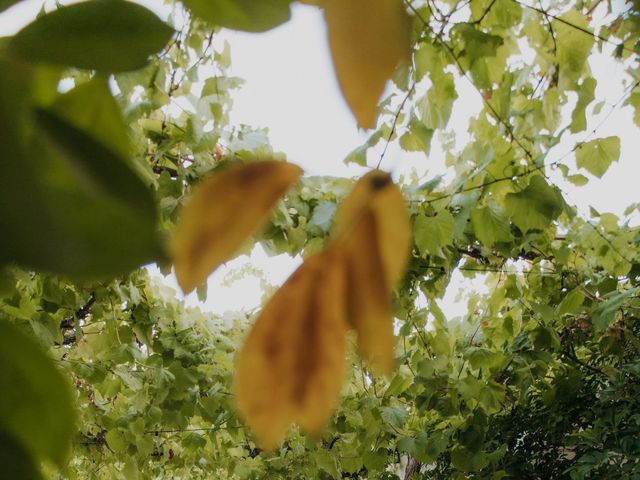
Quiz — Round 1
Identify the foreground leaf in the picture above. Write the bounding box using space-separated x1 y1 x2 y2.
0 62 160 278
0 430 42 480
171 161 303 293
343 212 395 374
0 321 76 468
333 170 411 374
324 0 411 128
234 250 348 449
9 0 174 72
183 0 293 32
0 0 21 13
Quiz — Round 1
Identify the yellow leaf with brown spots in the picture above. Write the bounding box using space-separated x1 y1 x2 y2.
324 0 411 128
171 161 302 294
233 249 348 450
332 170 411 375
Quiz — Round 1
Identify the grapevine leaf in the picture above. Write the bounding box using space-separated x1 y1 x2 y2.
575 136 620 178
505 176 564 232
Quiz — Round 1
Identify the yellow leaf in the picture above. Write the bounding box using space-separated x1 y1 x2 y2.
334 170 411 289
344 212 395 374
234 249 348 450
333 170 411 375
324 0 411 128
171 161 303 294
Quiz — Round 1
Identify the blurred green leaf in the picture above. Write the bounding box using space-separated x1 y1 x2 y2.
0 62 160 278
0 0 21 13
183 0 293 32
0 429 42 480
9 0 174 72
0 321 76 468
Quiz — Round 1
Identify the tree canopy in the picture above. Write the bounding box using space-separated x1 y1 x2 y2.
0 0 639 478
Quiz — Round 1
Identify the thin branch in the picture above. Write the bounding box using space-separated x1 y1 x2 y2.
472 0 498 24
512 0 640 54
377 84 416 169
406 0 535 160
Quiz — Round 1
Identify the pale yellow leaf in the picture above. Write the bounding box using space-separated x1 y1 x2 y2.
234 249 348 450
171 161 303 293
324 0 411 128
332 170 411 375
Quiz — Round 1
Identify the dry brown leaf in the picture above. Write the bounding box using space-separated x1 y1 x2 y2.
233 249 348 450
332 170 411 375
324 0 411 128
171 161 303 294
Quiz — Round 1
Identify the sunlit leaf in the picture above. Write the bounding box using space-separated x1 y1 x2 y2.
332 170 411 374
171 161 303 293
234 249 348 449
575 136 620 178
9 0 174 72
324 0 410 128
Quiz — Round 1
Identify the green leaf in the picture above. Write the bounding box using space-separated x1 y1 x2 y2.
344 144 368 166
183 0 293 32
314 450 340 479
399 118 434 156
414 211 455 257
570 77 596 133
505 176 564 232
380 406 409 429
454 23 503 59
558 288 585 315
0 321 76 468
308 201 337 234
0 429 42 479
49 77 131 158
575 136 620 178
554 10 594 87
0 0 21 13
105 429 128 453
566 174 589 186
0 62 160 278
470 204 511 246
591 288 638 329
419 72 457 129
626 91 640 127
9 0 174 72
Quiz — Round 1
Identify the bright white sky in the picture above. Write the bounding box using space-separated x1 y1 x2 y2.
1 1 637 319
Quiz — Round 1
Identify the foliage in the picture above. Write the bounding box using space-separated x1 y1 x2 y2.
0 0 639 479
